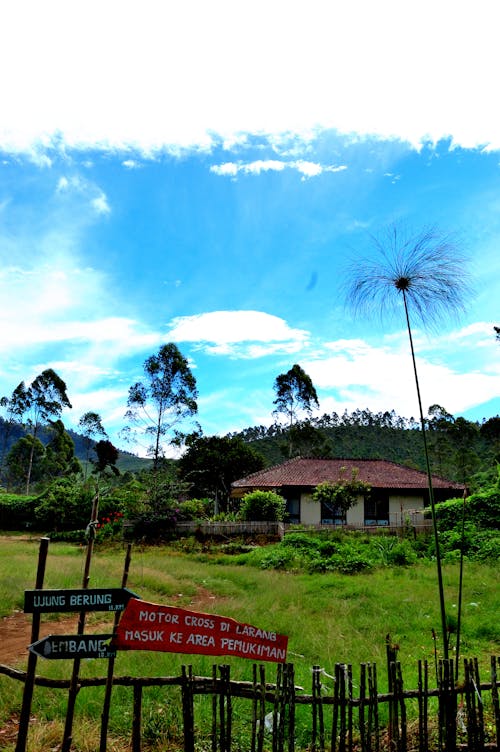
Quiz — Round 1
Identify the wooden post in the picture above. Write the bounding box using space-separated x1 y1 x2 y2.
182 665 195 752
258 664 266 752
15 536 50 752
61 492 99 752
491 656 500 751
212 664 218 752
358 664 366 752
99 543 132 751
367 662 379 752
132 683 142 752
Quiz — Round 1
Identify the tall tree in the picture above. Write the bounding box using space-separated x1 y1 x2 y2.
78 411 108 478
273 364 319 457
0 385 27 476
346 224 471 660
14 369 72 494
44 419 81 480
179 433 265 513
125 343 198 470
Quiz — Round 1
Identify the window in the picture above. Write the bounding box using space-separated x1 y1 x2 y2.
285 496 300 523
364 494 389 525
320 500 344 525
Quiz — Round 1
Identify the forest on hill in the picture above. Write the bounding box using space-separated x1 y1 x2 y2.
230 407 500 490
1 405 498 493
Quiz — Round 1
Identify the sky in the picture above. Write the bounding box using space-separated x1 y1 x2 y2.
0 1 499 456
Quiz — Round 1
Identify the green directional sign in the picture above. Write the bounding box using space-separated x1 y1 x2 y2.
29 633 116 660
24 587 139 613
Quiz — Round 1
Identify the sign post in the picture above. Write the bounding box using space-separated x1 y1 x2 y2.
29 634 116 660
24 587 139 614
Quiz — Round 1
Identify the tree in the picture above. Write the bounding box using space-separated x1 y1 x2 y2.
178 433 265 513
312 470 371 523
0 386 27 476
92 440 120 477
480 416 500 464
125 344 198 470
13 369 72 494
345 224 471 660
6 435 46 491
495 326 500 342
273 364 319 457
78 412 108 478
44 419 81 480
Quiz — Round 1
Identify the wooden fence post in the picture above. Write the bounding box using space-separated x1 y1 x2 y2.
182 665 195 752
100 542 133 751
15 536 50 752
367 662 379 752
491 655 500 750
417 660 428 752
132 683 142 752
61 493 99 751
219 664 232 752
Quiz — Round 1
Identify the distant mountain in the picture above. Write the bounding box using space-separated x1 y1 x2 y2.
0 418 150 473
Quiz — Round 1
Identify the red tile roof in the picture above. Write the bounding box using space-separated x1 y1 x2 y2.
232 457 464 491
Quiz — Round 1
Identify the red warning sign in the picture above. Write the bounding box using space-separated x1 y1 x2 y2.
113 598 288 663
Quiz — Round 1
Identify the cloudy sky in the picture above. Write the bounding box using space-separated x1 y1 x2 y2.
0 1 499 454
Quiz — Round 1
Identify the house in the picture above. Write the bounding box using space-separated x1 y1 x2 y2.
231 457 464 529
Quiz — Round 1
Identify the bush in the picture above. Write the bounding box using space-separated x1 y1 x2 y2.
0 493 38 529
34 478 94 530
435 489 500 531
177 498 213 520
239 490 286 521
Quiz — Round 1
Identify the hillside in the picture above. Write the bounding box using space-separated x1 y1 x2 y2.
230 409 498 488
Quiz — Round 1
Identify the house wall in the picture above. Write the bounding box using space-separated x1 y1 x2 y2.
300 493 320 524
388 495 426 526
297 491 426 526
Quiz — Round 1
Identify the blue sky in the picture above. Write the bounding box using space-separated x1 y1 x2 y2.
0 1 499 455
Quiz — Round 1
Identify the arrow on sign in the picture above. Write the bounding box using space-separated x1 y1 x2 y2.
29 634 116 660
24 587 139 613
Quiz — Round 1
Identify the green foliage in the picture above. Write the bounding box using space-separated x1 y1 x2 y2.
34 478 94 531
177 497 213 520
6 435 46 489
124 343 198 468
313 469 371 519
239 490 286 521
435 488 500 530
179 433 264 510
95 510 125 541
0 492 38 529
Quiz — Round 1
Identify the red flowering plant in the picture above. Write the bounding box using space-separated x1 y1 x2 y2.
95 510 124 541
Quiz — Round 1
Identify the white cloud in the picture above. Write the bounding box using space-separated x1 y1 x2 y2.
210 159 347 179
91 191 111 215
55 174 111 214
122 159 141 169
166 310 310 356
1 2 499 155
303 335 500 420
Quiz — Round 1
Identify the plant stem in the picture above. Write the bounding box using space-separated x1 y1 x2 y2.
402 292 448 661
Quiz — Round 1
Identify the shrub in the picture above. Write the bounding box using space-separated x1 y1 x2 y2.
0 493 38 529
435 489 500 531
34 478 94 531
178 498 213 520
239 490 286 521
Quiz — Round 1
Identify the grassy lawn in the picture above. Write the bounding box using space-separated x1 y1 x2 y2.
0 537 498 749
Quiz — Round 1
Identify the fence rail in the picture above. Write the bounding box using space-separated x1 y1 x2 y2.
169 520 433 538
2 655 499 751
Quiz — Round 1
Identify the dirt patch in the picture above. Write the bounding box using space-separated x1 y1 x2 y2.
0 611 81 667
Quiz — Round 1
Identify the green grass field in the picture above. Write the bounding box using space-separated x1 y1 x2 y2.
0 537 499 750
